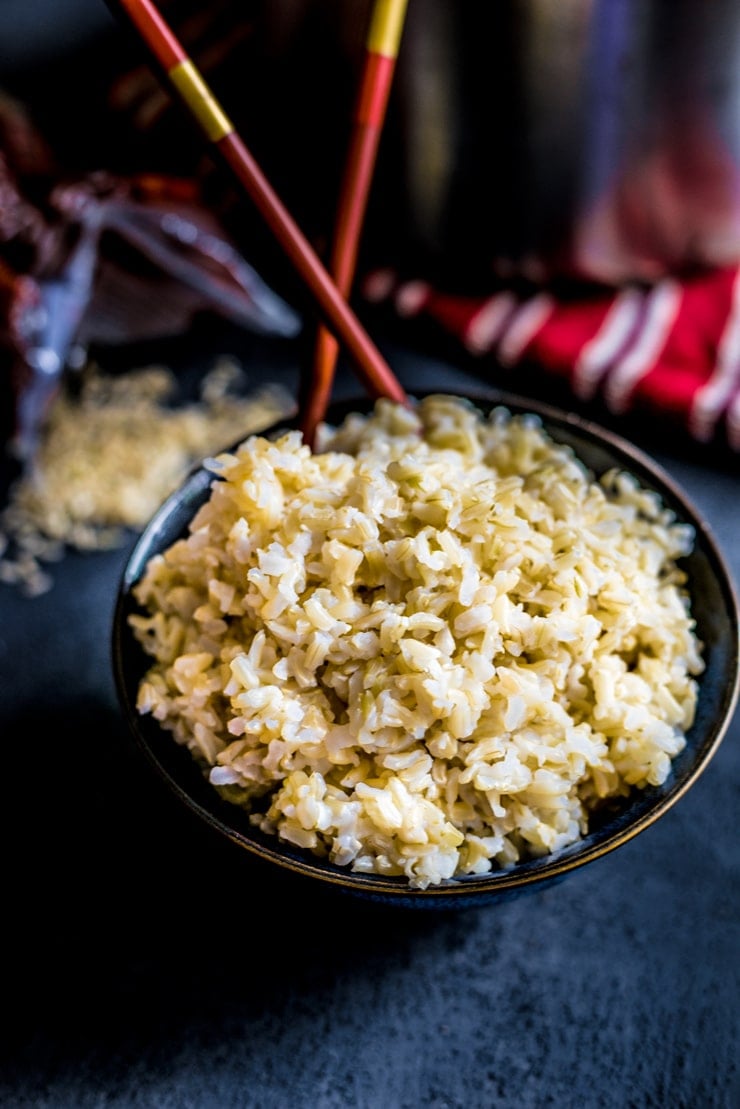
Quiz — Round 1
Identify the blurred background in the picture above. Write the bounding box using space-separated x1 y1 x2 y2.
5 0 740 291
5 0 740 458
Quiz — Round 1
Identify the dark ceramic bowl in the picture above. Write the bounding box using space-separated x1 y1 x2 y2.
112 389 740 908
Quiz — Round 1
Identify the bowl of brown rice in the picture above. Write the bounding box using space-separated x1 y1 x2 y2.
112 389 740 907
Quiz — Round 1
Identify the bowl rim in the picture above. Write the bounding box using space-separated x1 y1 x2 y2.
111 386 740 900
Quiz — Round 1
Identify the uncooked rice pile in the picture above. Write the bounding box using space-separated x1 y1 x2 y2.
130 394 704 888
0 359 294 596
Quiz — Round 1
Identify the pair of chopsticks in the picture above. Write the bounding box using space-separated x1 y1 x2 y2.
109 0 409 441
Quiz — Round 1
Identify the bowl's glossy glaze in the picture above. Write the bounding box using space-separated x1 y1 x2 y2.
112 389 740 908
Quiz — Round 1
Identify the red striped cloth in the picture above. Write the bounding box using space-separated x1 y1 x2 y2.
363 266 740 453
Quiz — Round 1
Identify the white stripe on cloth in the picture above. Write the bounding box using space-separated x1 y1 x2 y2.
363 267 398 302
497 293 555 367
572 287 645 400
465 292 518 353
395 280 431 317
603 280 682 414
689 266 740 442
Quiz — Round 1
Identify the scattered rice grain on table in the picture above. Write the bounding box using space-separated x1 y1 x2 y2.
0 358 294 596
129 394 704 888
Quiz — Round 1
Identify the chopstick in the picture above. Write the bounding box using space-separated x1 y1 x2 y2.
300 0 409 447
107 0 409 412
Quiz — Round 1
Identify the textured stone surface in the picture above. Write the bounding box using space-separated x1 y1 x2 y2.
2 332 738 1108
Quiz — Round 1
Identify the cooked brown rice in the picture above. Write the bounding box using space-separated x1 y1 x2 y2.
129 394 703 888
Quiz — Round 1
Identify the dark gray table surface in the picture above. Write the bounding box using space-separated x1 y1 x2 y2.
2 326 739 1109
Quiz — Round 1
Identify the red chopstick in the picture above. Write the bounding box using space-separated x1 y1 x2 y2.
300 0 409 447
108 0 409 412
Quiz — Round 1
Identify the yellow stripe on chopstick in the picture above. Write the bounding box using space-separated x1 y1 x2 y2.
168 59 234 142
366 0 408 58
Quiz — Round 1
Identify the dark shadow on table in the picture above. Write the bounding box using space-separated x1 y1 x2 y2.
3 697 490 1067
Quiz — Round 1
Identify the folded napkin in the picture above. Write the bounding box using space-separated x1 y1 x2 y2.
363 266 740 456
